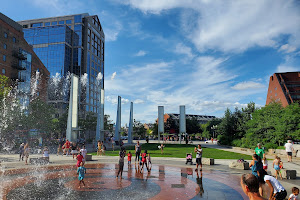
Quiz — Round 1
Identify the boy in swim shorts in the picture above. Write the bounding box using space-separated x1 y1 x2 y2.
77 162 86 188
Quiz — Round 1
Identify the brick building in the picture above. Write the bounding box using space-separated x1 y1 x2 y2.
266 72 300 107
0 12 49 105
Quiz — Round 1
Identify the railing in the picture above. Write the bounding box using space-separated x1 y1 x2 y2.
12 51 26 60
12 62 26 70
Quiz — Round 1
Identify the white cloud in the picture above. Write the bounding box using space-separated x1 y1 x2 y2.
134 50 147 57
123 0 300 53
104 21 123 42
174 43 195 58
111 72 117 80
276 65 300 73
278 44 297 53
231 81 265 90
134 99 144 104
105 95 129 104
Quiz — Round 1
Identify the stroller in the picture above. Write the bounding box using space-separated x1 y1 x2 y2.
185 153 193 165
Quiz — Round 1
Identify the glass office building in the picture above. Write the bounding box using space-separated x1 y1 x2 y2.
18 14 105 117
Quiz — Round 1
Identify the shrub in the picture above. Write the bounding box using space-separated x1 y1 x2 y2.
232 139 242 147
263 142 278 150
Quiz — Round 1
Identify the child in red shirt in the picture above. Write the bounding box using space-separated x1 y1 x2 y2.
140 150 149 173
127 151 132 165
77 152 83 168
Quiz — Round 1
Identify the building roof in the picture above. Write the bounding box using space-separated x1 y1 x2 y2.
0 12 22 32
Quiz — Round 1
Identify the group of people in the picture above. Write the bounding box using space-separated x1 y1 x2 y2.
243 142 298 200
116 141 153 179
241 171 298 200
19 143 49 164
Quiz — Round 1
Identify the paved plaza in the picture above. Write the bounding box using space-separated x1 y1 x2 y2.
0 142 299 200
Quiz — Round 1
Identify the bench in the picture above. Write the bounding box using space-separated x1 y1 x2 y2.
229 161 249 170
30 157 49 165
202 158 214 165
270 168 297 179
85 154 92 161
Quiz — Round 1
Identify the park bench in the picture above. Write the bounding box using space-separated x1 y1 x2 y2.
202 158 214 165
85 154 92 161
270 168 297 179
229 161 250 170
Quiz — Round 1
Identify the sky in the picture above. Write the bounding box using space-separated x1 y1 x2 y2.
1 0 300 125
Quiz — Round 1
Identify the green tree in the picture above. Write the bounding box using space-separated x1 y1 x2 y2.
23 98 55 136
133 120 146 139
186 117 201 135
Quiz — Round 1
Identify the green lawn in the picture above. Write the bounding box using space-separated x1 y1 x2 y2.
90 143 253 160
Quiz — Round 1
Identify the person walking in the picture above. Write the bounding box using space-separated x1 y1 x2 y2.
77 162 86 188
284 140 294 162
240 174 266 200
255 143 265 159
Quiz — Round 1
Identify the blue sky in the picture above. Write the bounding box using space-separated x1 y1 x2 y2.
2 0 300 125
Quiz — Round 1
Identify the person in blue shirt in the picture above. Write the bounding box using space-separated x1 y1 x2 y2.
77 162 86 188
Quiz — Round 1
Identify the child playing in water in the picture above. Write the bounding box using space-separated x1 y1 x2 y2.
262 157 268 170
288 187 299 200
148 153 152 171
77 162 86 188
127 151 132 165
77 152 83 168
273 156 283 180
116 147 126 179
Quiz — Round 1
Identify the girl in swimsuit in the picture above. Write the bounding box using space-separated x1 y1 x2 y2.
273 156 282 180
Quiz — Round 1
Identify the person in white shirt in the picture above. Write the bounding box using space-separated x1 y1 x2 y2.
80 145 87 164
194 144 203 171
258 169 287 200
284 140 294 162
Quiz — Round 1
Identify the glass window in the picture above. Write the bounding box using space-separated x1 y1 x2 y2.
3 55 6 62
4 32 8 38
31 23 42 27
2 68 5 74
74 24 82 31
66 20 72 24
74 15 81 23
59 20 64 24
45 22 50 26
3 44 7 49
51 21 57 25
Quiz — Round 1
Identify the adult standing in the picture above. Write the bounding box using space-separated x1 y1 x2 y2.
284 140 294 162
194 144 203 171
24 143 30 165
135 141 141 163
240 174 266 200
255 143 265 159
19 143 24 161
257 169 287 200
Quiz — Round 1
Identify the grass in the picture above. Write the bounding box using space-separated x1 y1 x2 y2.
90 143 253 160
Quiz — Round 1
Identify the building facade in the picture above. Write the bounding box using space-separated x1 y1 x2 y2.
0 13 49 107
266 72 300 107
18 13 105 117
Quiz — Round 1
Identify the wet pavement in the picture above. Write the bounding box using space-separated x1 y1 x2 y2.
1 163 246 200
